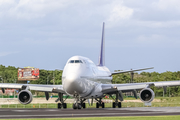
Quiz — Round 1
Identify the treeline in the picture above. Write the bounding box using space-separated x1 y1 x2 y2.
0 65 63 85
1 65 180 97
112 70 180 97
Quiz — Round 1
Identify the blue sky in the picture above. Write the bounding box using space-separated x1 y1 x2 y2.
0 0 180 73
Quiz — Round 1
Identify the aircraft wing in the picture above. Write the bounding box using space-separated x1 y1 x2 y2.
111 67 154 75
101 81 180 94
0 83 65 93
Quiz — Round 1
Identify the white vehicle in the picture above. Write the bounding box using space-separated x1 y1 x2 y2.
1 23 180 109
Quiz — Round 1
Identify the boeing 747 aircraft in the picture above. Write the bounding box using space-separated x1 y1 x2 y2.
1 23 180 109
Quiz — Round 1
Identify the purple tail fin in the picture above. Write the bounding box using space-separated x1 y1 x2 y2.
98 22 105 66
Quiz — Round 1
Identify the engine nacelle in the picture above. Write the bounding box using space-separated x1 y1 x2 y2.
18 90 33 105
139 88 155 103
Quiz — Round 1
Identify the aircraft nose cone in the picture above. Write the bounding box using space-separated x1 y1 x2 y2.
63 73 84 95
66 73 79 83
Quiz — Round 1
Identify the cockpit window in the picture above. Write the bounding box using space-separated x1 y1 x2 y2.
69 60 83 64
75 60 83 63
69 60 74 63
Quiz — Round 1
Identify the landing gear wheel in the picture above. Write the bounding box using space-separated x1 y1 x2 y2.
73 104 77 109
78 103 82 109
112 102 116 108
82 103 86 108
118 102 121 108
58 103 61 109
57 93 68 109
96 103 99 108
102 102 105 108
63 103 67 109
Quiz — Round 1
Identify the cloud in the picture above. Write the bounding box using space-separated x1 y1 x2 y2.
136 34 180 48
107 1 134 22
0 0 180 72
132 20 180 28
0 0 75 20
137 34 165 43
0 0 135 23
0 51 19 57
152 0 180 12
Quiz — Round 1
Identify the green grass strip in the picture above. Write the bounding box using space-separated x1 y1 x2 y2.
0 115 180 120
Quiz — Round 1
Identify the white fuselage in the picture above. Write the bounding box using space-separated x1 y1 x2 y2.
62 56 112 98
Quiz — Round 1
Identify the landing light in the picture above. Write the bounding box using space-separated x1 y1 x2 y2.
114 86 117 89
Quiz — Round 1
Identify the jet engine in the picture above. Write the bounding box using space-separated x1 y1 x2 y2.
18 90 33 105
139 88 155 103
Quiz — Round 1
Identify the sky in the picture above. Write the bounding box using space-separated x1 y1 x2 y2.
0 0 180 73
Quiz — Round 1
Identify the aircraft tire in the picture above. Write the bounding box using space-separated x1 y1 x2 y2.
96 103 99 108
82 103 86 108
58 103 61 109
63 103 67 109
112 102 115 108
102 102 105 108
73 104 77 109
78 103 81 109
118 102 121 108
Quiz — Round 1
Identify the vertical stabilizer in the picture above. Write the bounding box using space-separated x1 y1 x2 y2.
98 22 105 66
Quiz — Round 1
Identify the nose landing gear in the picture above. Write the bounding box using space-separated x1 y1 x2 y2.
73 94 82 109
73 94 86 109
73 103 82 109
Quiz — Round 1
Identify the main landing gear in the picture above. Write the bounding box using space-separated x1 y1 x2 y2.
56 93 68 109
95 98 105 108
110 92 122 108
56 92 121 109
58 103 67 109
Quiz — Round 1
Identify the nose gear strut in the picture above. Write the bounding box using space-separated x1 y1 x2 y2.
73 94 81 109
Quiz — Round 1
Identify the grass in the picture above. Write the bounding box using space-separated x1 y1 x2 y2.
1 97 180 108
0 102 180 108
0 102 145 108
0 116 180 120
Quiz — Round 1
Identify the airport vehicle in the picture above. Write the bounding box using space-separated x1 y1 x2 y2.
0 23 180 109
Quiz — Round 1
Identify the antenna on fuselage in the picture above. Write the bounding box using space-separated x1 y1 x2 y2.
98 22 105 66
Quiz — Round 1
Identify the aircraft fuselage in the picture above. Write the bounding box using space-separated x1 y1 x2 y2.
62 56 112 98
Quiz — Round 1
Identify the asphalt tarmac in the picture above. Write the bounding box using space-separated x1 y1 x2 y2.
0 107 180 119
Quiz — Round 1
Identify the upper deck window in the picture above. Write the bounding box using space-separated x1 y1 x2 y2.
69 60 83 64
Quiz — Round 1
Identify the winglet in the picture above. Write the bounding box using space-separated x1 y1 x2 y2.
98 22 105 66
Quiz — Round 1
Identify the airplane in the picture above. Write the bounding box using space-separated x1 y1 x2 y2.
0 22 180 109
